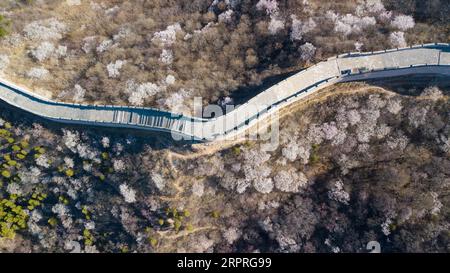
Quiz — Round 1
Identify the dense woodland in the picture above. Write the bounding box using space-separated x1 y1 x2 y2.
0 81 449 253
0 0 448 113
0 0 448 253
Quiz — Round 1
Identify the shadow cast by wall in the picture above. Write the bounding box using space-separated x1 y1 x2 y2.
363 74 450 96
0 100 198 151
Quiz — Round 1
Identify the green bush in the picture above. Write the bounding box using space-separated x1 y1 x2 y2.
83 229 94 246
1 170 11 178
309 144 321 164
0 197 29 239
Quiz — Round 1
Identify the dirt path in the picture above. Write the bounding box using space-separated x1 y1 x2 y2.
157 225 217 240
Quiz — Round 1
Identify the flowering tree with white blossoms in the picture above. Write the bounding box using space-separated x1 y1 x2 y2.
101 137 110 148
391 15 415 31
62 129 80 152
356 0 386 16
96 39 113 54
328 180 350 205
112 159 126 172
268 16 285 35
119 184 136 203
389 31 407 48
255 0 284 35
192 180 204 197
27 67 49 79
290 16 316 41
420 86 443 101
223 227 241 244
256 0 279 15
274 169 307 192
0 54 9 72
151 172 165 191
282 141 310 164
127 80 162 106
159 49 174 65
328 11 376 37
299 42 316 62
165 75 176 85
321 122 339 141
151 23 182 47
72 84 86 103
386 99 402 114
23 18 67 41
218 10 234 23
30 41 55 62
106 60 126 78
253 175 274 194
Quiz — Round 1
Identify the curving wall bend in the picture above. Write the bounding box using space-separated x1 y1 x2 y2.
0 43 449 141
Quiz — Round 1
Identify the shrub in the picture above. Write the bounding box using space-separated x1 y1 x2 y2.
0 198 29 239
1 170 11 178
309 144 320 164
47 217 57 227
232 146 241 156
